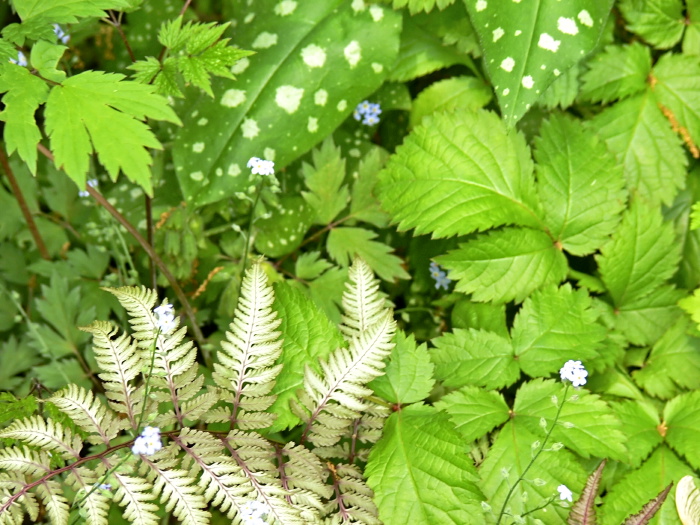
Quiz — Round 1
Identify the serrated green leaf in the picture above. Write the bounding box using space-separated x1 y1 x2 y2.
431 328 519 390
438 227 568 303
366 404 483 525
294 251 333 281
128 56 162 85
390 0 455 15
173 1 401 206
611 400 663 468
616 285 685 346
269 282 344 431
664 390 700 470
634 318 700 399
369 331 434 404
411 2 480 56
0 392 38 426
653 53 700 156
581 42 651 103
601 446 692 525
597 198 681 308
255 195 313 258
44 71 181 192
480 420 587 524
306 266 347 325
350 147 390 228
409 76 492 128
327 227 409 283
0 337 41 393
590 91 687 206
451 299 508 337
302 138 349 224
29 40 66 83
512 284 606 377
535 114 627 255
434 386 509 442
619 0 685 49
465 0 614 126
12 0 131 24
0 65 48 174
378 109 543 238
539 62 580 110
515 379 628 459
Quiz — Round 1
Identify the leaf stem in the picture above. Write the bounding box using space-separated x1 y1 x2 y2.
0 148 50 260
494 383 570 525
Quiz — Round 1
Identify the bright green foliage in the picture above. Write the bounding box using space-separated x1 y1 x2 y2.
581 42 651 104
611 400 663 467
365 404 483 525
44 71 181 192
619 0 686 49
302 138 349 225
616 285 685 346
664 390 700 470
389 0 455 15
534 114 627 255
409 76 492 127
464 0 614 125
172 0 401 206
327 228 409 283
434 386 510 442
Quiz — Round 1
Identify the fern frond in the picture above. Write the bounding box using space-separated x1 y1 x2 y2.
105 286 161 342
112 473 159 525
623 482 673 524
277 443 333 515
0 472 39 524
0 417 82 459
326 463 380 525
0 447 51 476
339 258 388 341
36 479 69 525
49 385 125 445
568 460 606 525
296 312 396 447
66 467 110 525
211 262 283 430
80 321 142 429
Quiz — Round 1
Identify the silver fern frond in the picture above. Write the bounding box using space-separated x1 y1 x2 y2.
0 417 82 460
339 258 388 341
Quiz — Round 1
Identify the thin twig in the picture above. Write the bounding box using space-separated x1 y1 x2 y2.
106 10 136 62
0 148 51 260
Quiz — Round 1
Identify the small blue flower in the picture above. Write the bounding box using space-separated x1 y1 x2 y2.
429 261 451 291
9 51 27 67
78 179 98 197
353 100 382 126
131 426 162 456
53 24 70 45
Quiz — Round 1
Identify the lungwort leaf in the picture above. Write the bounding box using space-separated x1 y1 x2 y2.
465 0 614 126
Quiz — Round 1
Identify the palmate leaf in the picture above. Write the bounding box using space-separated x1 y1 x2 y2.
597 198 681 308
580 42 651 104
377 109 543 238
479 420 587 524
465 0 614 126
615 285 685 346
434 386 510 442
664 390 700 470
173 0 401 207
619 0 685 49
0 65 48 174
365 404 483 525
611 400 663 468
44 71 181 193
600 446 692 525
534 114 627 255
589 91 687 206
512 284 606 376
438 227 568 303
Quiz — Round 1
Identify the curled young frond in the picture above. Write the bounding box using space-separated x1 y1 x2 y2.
339 258 388 341
210 262 283 430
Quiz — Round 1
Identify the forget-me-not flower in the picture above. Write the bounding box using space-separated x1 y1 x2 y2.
153 303 177 334
559 360 587 387
131 426 162 456
429 261 451 291
353 100 382 126
247 157 275 176
557 484 573 502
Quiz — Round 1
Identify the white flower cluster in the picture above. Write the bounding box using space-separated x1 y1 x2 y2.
153 303 177 334
131 426 162 456
557 484 573 502
240 500 268 524
247 157 275 176
353 100 382 126
559 360 587 387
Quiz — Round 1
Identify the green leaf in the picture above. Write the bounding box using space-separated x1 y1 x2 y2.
438 227 568 304
434 386 509 442
409 76 492 128
611 400 663 468
616 285 685 346
0 392 38 426
479 420 587 523
366 404 483 525
269 282 344 431
0 65 48 174
29 40 66 83
465 0 614 126
377 109 542 238
326 227 409 282
173 0 401 206
601 446 692 525
581 43 651 103
619 0 685 49
294 251 333 281
389 0 455 15
538 63 580 110
302 138 349 224
512 284 606 377
664 390 700 469
514 379 628 459
653 53 700 155
0 337 41 393
44 71 181 192
451 299 508 337
12 0 131 24
589 91 687 206
430 328 519 390
350 147 390 228
634 318 700 399
534 114 626 255
306 266 347 325
254 195 314 258
597 199 681 308
369 331 435 405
